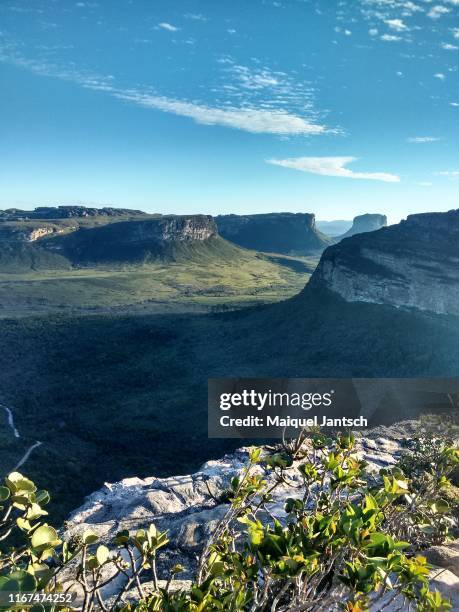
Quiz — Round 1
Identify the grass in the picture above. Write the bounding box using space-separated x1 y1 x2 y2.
0 252 316 316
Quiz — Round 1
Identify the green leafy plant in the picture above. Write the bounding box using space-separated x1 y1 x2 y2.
0 428 458 611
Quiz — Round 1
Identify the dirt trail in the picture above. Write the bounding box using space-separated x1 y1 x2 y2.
1 402 42 471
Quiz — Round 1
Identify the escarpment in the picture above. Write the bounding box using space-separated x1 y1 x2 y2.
309 209 459 315
216 212 332 254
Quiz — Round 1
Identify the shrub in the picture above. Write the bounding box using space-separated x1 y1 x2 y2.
0 429 458 611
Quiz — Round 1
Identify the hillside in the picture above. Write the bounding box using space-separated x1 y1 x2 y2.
0 209 316 315
216 212 333 254
311 209 459 315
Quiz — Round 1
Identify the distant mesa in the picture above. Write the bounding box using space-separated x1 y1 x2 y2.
336 213 388 240
216 212 333 255
0 205 147 220
309 209 459 316
316 219 353 237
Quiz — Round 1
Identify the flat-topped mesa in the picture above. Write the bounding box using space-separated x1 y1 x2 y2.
0 205 147 220
309 209 459 316
337 213 387 240
49 214 219 264
216 212 332 254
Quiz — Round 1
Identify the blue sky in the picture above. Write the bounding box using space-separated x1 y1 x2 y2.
0 0 458 222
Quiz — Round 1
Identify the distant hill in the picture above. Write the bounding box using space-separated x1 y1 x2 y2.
216 212 333 254
310 209 459 315
336 213 387 240
316 219 352 237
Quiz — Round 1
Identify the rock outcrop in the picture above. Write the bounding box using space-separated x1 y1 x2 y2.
309 209 459 316
336 213 387 240
0 223 69 242
63 421 458 607
216 212 332 254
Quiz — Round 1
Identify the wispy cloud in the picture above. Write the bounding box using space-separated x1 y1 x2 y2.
183 13 207 22
436 170 459 178
380 34 403 42
434 72 446 79
441 42 459 50
266 156 400 183
407 136 441 143
0 48 328 136
158 22 179 32
115 91 326 134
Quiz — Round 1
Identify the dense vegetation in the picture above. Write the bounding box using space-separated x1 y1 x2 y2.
1 289 459 522
0 426 457 610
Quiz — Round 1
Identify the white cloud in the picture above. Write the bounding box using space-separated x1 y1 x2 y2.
437 170 459 178
381 34 402 41
115 92 326 135
384 18 408 31
407 136 441 143
183 13 207 21
230 65 280 89
441 42 459 50
450 101 459 106
434 72 446 79
266 156 400 183
158 22 179 32
427 5 451 19
369 28 379 36
453 28 459 39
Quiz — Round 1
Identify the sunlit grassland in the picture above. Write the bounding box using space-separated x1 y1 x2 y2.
0 253 318 316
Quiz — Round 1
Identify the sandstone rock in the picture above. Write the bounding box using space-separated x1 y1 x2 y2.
337 213 387 240
424 539 459 576
63 423 417 581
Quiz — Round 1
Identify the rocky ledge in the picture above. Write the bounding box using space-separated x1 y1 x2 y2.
310 209 459 315
63 421 458 606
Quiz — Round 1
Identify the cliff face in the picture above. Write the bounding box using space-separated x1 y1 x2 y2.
310 209 459 315
0 222 72 243
337 213 387 240
216 212 332 254
51 215 219 263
